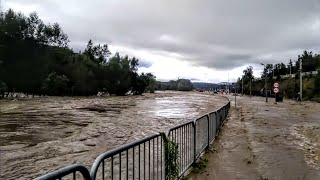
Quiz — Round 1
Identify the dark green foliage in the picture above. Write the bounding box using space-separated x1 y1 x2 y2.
144 73 157 93
261 51 320 79
132 74 148 95
131 73 156 95
104 53 132 95
157 79 193 91
192 157 209 173
0 9 155 97
315 71 320 95
177 79 193 91
0 81 7 98
238 51 320 99
238 66 254 95
42 72 69 96
163 134 179 179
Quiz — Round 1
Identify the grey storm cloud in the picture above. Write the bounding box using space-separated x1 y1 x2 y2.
4 0 320 69
138 60 152 68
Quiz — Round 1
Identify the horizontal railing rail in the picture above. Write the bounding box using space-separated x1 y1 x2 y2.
90 134 164 180
35 164 90 180
167 121 194 178
36 96 230 180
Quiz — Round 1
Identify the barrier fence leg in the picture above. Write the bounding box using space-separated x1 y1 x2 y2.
207 115 210 148
193 123 196 164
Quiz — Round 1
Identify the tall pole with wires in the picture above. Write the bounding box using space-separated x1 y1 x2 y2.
241 75 244 95
228 74 229 94
261 63 268 102
300 57 303 101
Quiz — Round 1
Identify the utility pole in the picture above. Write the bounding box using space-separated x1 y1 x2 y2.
265 75 268 102
289 63 292 75
228 74 229 94
261 63 268 102
249 78 252 97
272 64 274 79
300 58 303 101
241 76 244 95
235 82 237 108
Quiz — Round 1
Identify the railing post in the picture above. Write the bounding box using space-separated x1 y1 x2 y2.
215 110 218 134
193 122 196 163
162 133 169 180
207 114 210 148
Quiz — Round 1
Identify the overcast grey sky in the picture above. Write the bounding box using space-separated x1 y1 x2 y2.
3 0 320 82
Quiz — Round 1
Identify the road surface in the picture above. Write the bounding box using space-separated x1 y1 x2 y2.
189 95 320 180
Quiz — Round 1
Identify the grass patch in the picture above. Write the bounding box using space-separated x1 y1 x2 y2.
192 157 209 173
310 96 320 103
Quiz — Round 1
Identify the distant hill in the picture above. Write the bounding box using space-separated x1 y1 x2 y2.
157 81 237 91
192 82 220 90
156 79 193 91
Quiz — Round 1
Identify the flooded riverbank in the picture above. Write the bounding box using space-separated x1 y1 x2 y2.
0 91 227 179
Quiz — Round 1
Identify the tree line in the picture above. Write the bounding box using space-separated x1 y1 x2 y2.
260 51 320 79
238 51 320 100
0 9 156 97
156 79 194 91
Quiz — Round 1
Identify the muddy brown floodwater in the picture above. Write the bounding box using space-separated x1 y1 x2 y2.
0 91 227 179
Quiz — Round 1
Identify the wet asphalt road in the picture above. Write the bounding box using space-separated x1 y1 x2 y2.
189 95 320 180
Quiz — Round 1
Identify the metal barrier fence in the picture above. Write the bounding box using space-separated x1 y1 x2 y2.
36 98 230 180
90 134 164 180
35 164 91 180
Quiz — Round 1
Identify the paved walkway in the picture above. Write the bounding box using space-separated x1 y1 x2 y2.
188 96 320 180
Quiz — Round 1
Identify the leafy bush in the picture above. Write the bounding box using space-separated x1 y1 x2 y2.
42 72 69 96
163 134 179 179
0 81 8 98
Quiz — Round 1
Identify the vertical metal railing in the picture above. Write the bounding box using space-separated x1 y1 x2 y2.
194 115 209 159
36 98 231 180
90 134 164 180
208 111 217 144
167 122 194 178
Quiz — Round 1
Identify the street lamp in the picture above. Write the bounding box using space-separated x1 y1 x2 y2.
260 63 268 102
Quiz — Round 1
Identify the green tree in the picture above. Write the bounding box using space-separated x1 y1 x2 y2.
105 53 132 95
242 66 254 95
42 72 69 96
131 73 156 95
176 79 193 91
145 73 157 93
84 40 110 64
315 71 320 95
0 9 157 97
0 81 7 98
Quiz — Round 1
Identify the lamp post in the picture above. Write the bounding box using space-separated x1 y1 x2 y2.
299 57 303 101
241 75 244 96
261 63 268 102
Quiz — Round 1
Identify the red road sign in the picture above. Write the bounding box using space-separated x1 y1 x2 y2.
273 87 279 93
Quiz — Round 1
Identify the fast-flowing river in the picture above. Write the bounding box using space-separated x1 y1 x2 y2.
0 91 227 179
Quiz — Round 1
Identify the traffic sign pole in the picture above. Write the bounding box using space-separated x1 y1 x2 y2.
273 82 280 103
